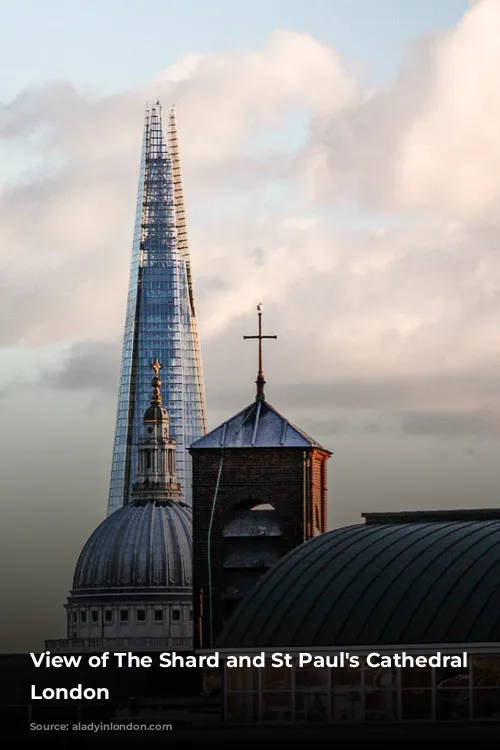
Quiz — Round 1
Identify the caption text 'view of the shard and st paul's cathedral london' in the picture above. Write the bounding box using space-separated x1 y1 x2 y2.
107 102 207 515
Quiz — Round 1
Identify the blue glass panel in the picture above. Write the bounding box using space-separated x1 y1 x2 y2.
107 104 206 514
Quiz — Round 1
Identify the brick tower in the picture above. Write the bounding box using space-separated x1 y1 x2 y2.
190 305 332 650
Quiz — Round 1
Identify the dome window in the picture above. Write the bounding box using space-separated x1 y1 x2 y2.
153 609 164 622
120 609 129 623
104 610 113 623
171 609 181 622
80 611 86 624
136 609 146 622
91 611 99 624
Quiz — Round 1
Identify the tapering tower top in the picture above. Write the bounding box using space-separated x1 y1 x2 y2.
243 304 277 401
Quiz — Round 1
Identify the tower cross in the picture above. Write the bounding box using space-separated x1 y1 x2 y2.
243 303 277 401
150 357 163 405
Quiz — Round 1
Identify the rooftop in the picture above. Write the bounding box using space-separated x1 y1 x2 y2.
363 508 500 524
190 399 330 451
219 518 500 648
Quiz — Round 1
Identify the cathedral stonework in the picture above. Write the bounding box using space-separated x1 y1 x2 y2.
47 359 193 652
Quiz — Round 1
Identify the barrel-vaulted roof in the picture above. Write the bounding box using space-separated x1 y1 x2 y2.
219 519 500 647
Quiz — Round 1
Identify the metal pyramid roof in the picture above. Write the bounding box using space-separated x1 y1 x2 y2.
190 399 330 451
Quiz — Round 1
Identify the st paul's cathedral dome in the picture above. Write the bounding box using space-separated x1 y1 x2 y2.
48 358 194 651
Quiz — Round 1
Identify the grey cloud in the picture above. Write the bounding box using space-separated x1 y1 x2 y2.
34 332 500 442
208 366 500 413
401 409 500 438
0 82 82 138
295 416 388 437
40 341 121 393
197 276 228 293
204 363 500 441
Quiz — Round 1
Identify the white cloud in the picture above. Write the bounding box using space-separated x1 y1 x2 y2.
394 0 500 218
1 13 500 422
303 0 500 220
154 30 355 158
0 30 355 346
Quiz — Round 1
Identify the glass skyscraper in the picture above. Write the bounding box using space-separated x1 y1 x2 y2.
107 102 207 515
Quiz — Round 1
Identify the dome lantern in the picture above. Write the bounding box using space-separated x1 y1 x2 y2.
133 358 181 503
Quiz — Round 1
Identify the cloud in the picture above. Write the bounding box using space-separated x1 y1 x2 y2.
401 409 500 438
154 30 355 158
1 11 500 433
206 361 500 439
40 341 120 393
394 0 500 218
303 0 500 220
0 30 355 348
195 216 500 392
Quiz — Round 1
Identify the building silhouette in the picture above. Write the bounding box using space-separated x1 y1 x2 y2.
190 305 332 650
107 102 207 515
218 509 500 725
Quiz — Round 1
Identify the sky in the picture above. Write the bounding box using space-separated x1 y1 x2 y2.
0 0 498 650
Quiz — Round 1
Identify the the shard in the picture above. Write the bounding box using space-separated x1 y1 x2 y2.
107 102 207 515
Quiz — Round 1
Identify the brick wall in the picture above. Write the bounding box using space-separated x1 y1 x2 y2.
191 446 330 649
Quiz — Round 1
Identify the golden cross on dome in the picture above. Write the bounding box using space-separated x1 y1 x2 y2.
151 357 162 379
150 358 163 405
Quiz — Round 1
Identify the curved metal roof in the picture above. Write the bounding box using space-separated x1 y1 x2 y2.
143 403 170 423
219 520 500 647
73 501 192 595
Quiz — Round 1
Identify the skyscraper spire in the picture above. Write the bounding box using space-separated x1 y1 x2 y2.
107 102 207 514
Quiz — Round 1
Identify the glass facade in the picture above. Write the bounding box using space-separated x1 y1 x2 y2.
107 103 207 514
224 653 500 723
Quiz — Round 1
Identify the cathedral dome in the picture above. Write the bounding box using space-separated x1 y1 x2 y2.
72 500 192 595
219 517 500 648
143 403 169 422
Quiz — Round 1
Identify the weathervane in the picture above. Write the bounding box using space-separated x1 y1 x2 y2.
243 303 277 401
